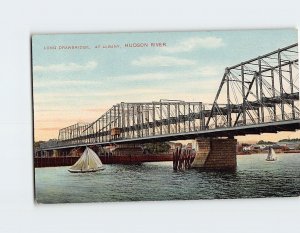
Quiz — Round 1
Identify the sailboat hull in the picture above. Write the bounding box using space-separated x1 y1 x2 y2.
266 158 277 161
68 167 105 173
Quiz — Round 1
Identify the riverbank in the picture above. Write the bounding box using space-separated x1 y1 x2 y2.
238 150 300 155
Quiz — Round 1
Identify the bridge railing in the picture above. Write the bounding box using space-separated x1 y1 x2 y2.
208 111 299 130
38 43 299 150
39 111 300 150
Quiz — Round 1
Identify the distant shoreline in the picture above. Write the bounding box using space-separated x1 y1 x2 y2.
238 150 300 155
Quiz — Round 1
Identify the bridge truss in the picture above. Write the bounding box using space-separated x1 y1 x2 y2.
55 101 207 146
207 43 299 128
40 43 299 150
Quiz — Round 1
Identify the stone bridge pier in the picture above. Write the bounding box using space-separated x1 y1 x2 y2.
191 137 237 171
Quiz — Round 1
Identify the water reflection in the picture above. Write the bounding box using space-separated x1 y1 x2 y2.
35 153 300 203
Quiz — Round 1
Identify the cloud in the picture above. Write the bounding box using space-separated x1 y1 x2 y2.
84 107 110 113
163 36 224 53
33 66 224 106
119 65 222 82
34 87 170 101
33 61 98 72
196 66 221 76
38 127 61 131
118 72 174 81
131 55 197 67
33 80 102 88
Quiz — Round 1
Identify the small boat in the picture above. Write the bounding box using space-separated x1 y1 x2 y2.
68 147 104 173
266 147 277 161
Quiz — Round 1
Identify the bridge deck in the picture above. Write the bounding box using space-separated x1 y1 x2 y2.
38 43 299 151
40 118 300 151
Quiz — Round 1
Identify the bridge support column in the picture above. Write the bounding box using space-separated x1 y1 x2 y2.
53 150 59 157
192 138 237 171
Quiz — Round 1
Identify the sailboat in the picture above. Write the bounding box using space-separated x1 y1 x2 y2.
68 147 104 173
266 147 277 161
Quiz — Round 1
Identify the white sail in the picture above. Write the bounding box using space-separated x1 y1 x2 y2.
266 148 277 161
68 147 104 173
271 148 276 157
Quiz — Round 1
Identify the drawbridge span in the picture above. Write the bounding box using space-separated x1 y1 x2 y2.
40 43 300 151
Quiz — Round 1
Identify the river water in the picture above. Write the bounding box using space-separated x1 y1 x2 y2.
35 153 300 203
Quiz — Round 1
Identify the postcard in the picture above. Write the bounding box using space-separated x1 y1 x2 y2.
32 29 300 203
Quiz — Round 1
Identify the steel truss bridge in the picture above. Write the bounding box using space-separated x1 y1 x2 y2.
41 43 300 150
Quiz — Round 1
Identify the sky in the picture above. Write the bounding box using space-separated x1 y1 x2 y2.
32 29 299 142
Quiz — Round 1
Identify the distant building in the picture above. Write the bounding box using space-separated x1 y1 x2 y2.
277 141 300 150
256 144 270 150
242 145 253 151
252 145 261 150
